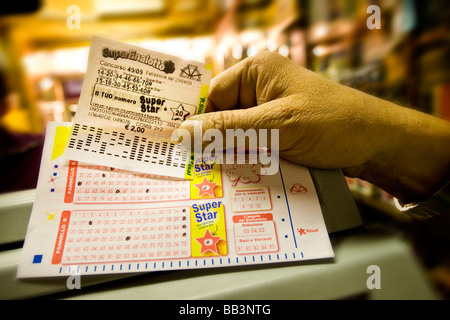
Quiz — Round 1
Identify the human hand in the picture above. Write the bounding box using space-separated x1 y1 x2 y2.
179 51 450 204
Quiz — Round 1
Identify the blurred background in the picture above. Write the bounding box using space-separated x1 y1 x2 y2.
0 0 449 298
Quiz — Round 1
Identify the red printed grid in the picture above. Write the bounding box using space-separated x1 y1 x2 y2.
230 186 272 212
60 207 190 265
66 162 190 203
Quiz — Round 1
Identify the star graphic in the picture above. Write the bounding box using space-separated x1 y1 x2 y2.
195 229 221 255
48 175 58 184
45 211 58 223
194 177 217 197
170 104 190 121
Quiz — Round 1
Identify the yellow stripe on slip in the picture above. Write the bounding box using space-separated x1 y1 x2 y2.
51 126 71 160
184 153 195 180
196 85 209 114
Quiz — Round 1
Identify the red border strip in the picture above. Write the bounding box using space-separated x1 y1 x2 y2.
52 211 71 264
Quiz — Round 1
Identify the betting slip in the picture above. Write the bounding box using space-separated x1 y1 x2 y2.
17 122 334 278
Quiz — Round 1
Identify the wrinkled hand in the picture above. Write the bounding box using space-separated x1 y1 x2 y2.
179 51 450 204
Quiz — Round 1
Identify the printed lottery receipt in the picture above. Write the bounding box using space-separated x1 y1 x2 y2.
63 36 213 179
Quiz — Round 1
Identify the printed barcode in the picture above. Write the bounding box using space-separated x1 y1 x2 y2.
68 123 188 169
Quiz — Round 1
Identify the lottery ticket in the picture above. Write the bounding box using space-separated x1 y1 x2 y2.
63 36 212 179
17 122 334 278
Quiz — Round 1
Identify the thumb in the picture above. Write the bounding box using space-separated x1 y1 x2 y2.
180 108 258 134
174 109 257 153
175 101 285 153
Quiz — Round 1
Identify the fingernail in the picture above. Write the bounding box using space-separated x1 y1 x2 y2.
179 119 204 135
179 119 205 151
170 128 182 144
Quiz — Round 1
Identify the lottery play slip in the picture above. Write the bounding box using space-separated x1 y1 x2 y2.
17 38 334 278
